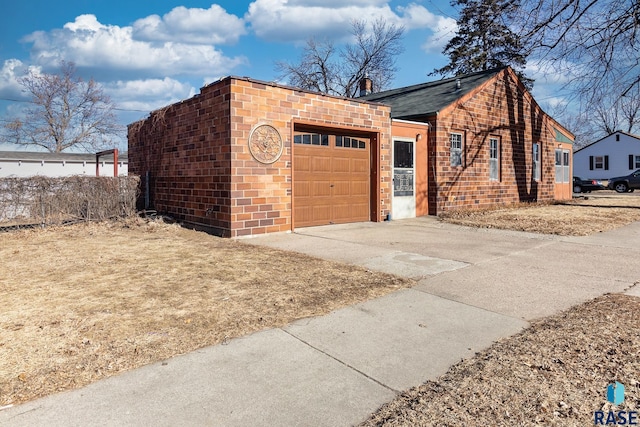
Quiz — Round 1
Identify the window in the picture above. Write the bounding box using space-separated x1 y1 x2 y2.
555 149 570 183
555 149 562 182
589 155 609 170
336 136 366 149
394 140 413 169
489 138 499 181
450 133 463 166
393 140 414 197
594 156 604 169
532 143 540 181
634 155 640 169
294 133 328 146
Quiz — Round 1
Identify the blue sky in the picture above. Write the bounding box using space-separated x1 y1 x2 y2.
0 0 564 151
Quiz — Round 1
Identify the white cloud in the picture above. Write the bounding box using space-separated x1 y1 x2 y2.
106 78 196 112
0 59 39 99
246 0 401 42
287 0 388 5
23 14 247 77
387 3 457 53
246 0 457 52
132 5 246 45
526 59 580 86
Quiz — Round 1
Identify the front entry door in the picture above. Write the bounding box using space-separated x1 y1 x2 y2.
392 139 415 219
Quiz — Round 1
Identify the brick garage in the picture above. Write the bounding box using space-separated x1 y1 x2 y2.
127 77 391 237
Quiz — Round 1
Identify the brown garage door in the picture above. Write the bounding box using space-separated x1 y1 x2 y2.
294 132 370 227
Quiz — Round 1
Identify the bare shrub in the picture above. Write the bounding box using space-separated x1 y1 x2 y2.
0 175 139 227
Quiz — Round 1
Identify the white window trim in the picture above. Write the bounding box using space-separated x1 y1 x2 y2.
533 143 540 181
489 137 500 181
450 132 463 167
594 155 605 169
555 148 570 183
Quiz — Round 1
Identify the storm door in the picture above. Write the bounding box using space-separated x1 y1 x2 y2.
392 139 416 219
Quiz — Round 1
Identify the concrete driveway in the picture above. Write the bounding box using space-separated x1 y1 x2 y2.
251 217 639 320
2 218 639 427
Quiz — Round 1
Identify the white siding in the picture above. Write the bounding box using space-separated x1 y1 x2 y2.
0 159 127 177
573 132 640 180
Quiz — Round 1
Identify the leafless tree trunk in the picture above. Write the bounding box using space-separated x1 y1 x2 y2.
4 61 121 152
275 19 404 98
518 0 639 106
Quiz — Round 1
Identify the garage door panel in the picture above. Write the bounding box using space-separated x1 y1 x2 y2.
350 181 369 197
311 181 332 197
294 205 312 224
332 202 369 221
312 157 332 173
294 134 371 228
332 182 350 196
352 158 368 173
332 157 351 173
295 155 311 172
294 181 310 198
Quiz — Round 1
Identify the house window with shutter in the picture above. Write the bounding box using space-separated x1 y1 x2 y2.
630 155 640 169
590 155 609 170
595 156 604 169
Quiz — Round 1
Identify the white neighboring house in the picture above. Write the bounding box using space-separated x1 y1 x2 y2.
0 151 128 177
573 131 640 180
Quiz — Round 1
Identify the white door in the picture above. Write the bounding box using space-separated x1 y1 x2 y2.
392 139 416 219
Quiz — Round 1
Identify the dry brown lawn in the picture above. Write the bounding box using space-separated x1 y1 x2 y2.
1 190 639 424
0 220 412 406
439 191 640 235
361 293 640 426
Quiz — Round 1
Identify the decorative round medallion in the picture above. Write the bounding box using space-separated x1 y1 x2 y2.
248 124 283 164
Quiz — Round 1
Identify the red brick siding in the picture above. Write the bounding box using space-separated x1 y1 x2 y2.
229 79 391 237
128 80 234 236
431 70 559 213
128 77 391 237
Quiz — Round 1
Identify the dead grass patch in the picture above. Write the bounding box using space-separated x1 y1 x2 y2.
0 219 413 406
361 293 640 426
439 192 640 235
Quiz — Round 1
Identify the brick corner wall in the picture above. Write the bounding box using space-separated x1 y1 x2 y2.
128 78 234 236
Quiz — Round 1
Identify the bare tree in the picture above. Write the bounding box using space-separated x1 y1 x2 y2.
276 19 404 97
592 89 640 135
517 0 639 107
4 61 120 152
551 86 640 147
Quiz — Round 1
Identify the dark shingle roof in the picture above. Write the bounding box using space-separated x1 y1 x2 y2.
361 68 505 119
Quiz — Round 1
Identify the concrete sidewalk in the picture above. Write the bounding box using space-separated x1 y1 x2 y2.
2 218 639 426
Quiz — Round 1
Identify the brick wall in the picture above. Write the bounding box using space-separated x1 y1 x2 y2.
128 77 391 237
431 69 559 213
229 78 391 237
128 79 234 236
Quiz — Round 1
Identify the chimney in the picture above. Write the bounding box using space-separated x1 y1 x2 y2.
359 74 372 97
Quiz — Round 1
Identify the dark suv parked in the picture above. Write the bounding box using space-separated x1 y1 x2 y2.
607 169 640 193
